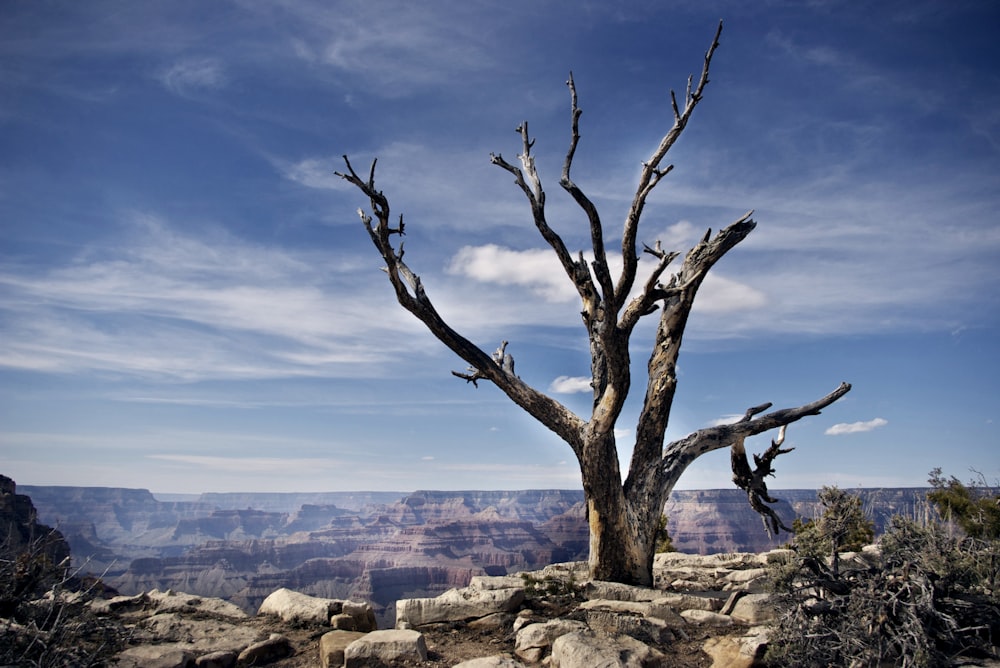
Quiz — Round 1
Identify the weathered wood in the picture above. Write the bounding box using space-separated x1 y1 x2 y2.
337 21 852 585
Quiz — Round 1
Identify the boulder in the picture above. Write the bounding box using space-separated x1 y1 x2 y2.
577 598 684 625
258 588 346 626
729 593 774 624
453 658 528 668
236 634 291 666
90 591 149 615
469 574 528 590
146 589 249 620
469 611 514 629
703 625 769 668
583 580 662 602
341 599 377 632
514 619 588 663
194 651 237 668
344 629 428 667
656 592 724 612
680 609 734 627
511 610 535 633
396 586 524 627
550 631 666 667
582 609 674 645
721 567 769 590
114 645 196 668
319 630 367 668
703 636 752 668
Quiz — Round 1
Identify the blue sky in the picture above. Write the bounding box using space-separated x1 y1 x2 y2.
1 1 997 494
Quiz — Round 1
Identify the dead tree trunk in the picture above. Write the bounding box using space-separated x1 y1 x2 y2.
337 21 852 586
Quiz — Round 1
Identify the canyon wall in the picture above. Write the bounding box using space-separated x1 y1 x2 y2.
19 483 933 626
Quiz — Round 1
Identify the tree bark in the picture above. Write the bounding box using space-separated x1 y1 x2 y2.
337 21 853 586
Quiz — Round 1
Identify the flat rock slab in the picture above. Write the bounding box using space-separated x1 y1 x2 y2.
397 586 525 627
680 609 734 627
550 631 665 668
140 612 260 652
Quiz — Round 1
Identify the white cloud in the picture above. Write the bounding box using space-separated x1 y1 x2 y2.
448 244 576 302
159 58 226 96
651 220 701 250
549 375 592 394
825 418 888 435
694 274 768 314
709 414 743 427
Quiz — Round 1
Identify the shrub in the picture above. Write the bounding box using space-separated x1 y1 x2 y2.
654 514 675 553
0 534 126 667
927 468 1000 540
767 513 1000 667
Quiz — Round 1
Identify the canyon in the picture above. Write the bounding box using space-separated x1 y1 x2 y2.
19 484 934 627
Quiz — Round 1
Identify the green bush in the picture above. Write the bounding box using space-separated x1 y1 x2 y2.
927 468 1000 540
654 514 675 553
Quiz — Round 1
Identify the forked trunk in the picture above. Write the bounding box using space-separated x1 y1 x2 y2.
587 495 652 586
580 431 658 586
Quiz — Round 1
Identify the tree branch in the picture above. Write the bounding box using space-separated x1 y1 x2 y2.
659 382 852 499
337 156 587 454
452 340 517 387
560 73 616 310
490 127 600 317
731 425 796 536
616 20 723 309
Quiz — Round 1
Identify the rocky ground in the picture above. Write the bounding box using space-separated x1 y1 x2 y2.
5 553 780 667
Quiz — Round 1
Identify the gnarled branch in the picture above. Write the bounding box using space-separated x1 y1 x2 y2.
659 381 853 503
337 156 588 455
731 425 796 536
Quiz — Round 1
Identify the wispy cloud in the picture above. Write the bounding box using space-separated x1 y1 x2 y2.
272 2 500 95
159 58 226 96
825 418 888 435
0 213 427 380
278 157 349 191
148 454 342 475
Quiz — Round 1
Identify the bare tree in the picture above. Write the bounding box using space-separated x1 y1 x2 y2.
337 22 851 586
